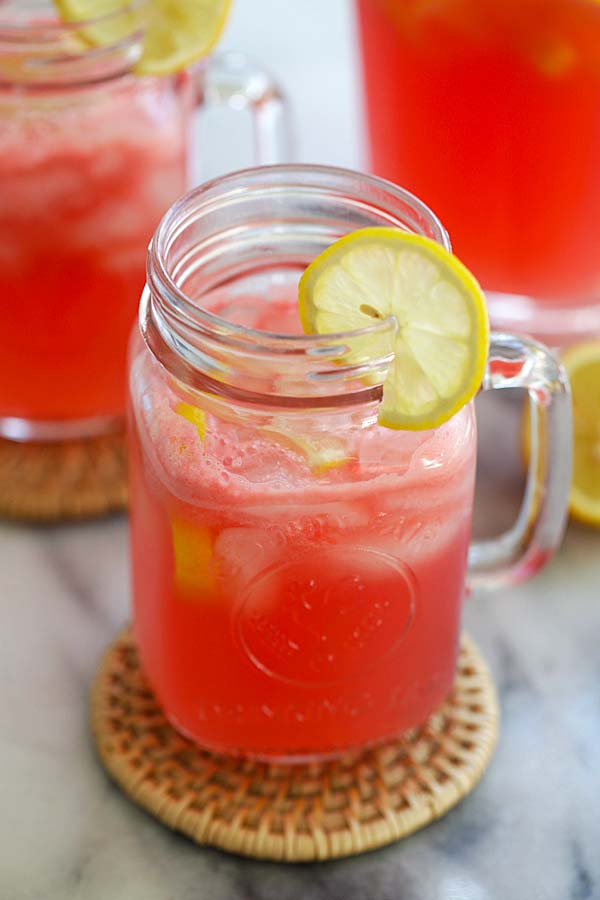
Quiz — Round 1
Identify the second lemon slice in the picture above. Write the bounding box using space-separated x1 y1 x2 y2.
298 228 489 431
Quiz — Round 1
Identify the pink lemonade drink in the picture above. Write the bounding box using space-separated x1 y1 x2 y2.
128 166 571 761
0 4 189 438
130 295 475 758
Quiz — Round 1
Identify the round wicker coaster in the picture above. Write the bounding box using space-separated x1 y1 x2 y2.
0 432 127 522
91 629 499 862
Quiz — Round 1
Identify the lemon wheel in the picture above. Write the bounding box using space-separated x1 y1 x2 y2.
299 228 489 431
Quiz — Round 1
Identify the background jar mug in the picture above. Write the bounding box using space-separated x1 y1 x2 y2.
0 0 288 442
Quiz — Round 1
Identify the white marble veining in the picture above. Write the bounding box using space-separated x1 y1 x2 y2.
1 2 599 898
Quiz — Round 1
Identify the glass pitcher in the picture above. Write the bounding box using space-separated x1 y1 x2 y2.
0 0 287 441
355 0 600 346
128 164 571 762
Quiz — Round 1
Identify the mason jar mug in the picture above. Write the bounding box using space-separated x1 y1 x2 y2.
129 165 571 761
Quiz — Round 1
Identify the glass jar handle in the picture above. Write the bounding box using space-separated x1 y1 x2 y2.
468 333 572 591
191 51 291 165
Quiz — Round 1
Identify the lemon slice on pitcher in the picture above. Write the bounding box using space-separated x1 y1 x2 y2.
53 0 232 76
299 228 489 431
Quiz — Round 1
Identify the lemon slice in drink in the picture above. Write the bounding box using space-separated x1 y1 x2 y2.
561 341 600 526
175 401 206 441
53 0 232 76
299 228 489 431
171 518 218 597
263 426 352 474
174 400 349 473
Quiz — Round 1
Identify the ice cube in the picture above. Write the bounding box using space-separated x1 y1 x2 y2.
364 508 471 566
214 527 281 590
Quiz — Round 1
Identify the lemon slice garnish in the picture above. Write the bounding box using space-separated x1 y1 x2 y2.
561 341 600 527
299 228 489 431
53 0 232 76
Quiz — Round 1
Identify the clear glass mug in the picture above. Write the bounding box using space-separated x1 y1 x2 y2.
0 1 288 442
128 164 571 762
355 0 600 346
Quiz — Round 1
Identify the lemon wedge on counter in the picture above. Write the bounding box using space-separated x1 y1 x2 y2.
562 341 600 526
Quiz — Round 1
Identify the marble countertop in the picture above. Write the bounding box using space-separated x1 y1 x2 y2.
2 2 599 897
2 468 600 899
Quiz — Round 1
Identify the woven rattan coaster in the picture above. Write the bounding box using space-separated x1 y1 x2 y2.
0 432 127 522
91 629 499 862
